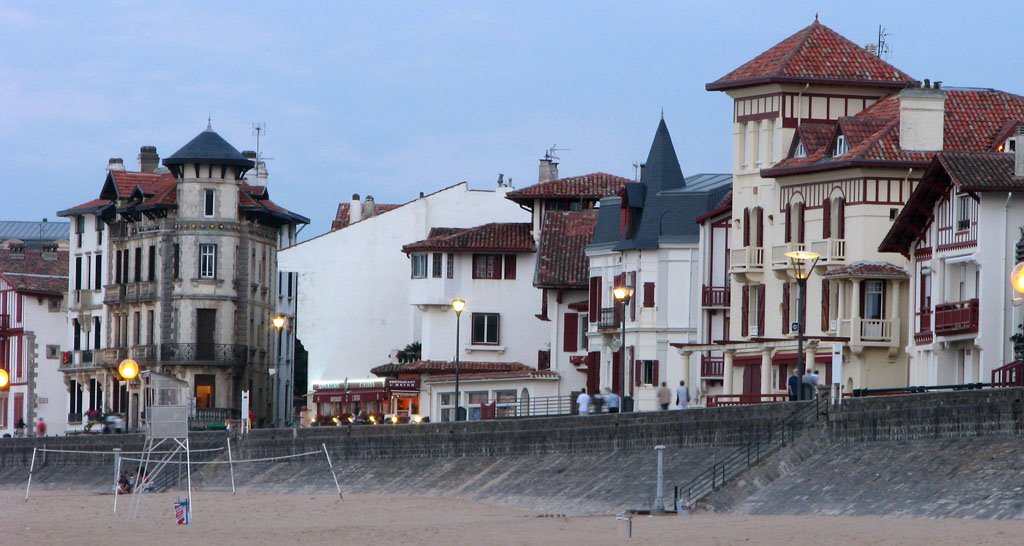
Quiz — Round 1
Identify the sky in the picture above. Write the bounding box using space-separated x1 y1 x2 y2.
3 1 1024 238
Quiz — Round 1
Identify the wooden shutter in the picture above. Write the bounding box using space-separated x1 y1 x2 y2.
782 282 790 334
821 279 831 331
757 284 766 335
741 287 749 337
837 198 846 239
797 203 805 244
743 208 750 246
537 350 551 370
652 359 660 386
643 282 655 307
503 254 516 279
784 203 791 243
491 255 502 279
589 276 601 321
634 359 642 387
563 312 579 353
756 208 764 247
587 352 600 394
822 198 832 239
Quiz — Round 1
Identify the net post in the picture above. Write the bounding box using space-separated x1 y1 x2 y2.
25 447 37 502
322 443 343 500
227 437 236 495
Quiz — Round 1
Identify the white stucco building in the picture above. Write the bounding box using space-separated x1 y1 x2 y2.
278 182 529 421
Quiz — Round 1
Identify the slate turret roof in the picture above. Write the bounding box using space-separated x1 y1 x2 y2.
163 125 255 169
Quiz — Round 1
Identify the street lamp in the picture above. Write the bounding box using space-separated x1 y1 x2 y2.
272 315 287 428
612 284 634 397
451 299 466 422
0 368 9 389
118 358 140 431
785 250 820 400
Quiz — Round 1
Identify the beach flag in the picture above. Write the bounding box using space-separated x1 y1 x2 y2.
174 500 191 525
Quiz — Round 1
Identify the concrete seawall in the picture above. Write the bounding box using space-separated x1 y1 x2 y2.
4 389 1024 517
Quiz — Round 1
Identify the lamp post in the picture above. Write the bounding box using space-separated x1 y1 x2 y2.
612 284 634 398
451 299 465 421
272 314 287 428
784 251 820 400
118 358 139 431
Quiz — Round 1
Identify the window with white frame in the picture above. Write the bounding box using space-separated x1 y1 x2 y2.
199 244 217 279
204 189 216 217
440 392 458 422
794 139 806 158
410 254 427 278
578 313 588 350
431 253 443 278
472 313 500 344
834 134 848 157
639 360 656 385
956 194 971 231
863 280 884 320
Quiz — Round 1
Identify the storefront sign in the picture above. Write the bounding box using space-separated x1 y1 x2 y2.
387 379 420 391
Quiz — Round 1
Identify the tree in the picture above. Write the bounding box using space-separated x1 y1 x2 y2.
397 342 421 363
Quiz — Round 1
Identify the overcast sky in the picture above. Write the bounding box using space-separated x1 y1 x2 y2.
3 1 1023 237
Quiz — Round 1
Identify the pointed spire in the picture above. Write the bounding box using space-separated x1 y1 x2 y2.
815 12 819 22
641 117 685 192
207 115 213 131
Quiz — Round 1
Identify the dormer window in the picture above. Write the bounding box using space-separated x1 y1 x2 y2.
833 135 848 157
999 135 1018 154
794 140 807 158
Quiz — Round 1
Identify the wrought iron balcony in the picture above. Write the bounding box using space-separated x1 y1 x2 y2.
597 307 621 331
160 343 248 367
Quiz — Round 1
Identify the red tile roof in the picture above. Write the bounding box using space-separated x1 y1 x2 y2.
59 198 112 215
766 89 1024 178
534 211 598 290
707 19 914 91
424 369 560 382
505 172 631 205
0 249 69 296
105 170 175 199
371 360 533 376
402 223 535 254
880 152 1024 255
331 202 401 230
822 261 907 278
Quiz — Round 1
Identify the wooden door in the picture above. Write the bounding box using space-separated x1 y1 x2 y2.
742 365 761 395
196 309 216 360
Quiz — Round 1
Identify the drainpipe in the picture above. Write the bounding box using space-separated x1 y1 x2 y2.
1002 191 1014 366
796 84 810 127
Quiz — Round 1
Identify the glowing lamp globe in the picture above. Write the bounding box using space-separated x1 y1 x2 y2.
1012 262 1024 295
451 299 466 314
118 358 140 380
272 315 286 330
0 369 9 389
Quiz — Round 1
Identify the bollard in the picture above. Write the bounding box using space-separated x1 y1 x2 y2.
616 514 632 538
653 445 666 513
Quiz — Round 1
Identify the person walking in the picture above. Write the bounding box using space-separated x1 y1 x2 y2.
802 368 820 399
787 369 800 401
604 388 621 414
35 417 46 437
15 418 26 438
675 380 690 410
655 382 672 410
576 388 591 415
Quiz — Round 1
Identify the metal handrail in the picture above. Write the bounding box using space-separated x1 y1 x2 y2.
674 397 822 507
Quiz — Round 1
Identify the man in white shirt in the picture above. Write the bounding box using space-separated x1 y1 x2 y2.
676 380 690 410
576 388 592 415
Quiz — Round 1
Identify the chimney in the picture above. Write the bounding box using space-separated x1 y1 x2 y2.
349 193 363 224
538 158 559 183
257 161 268 186
899 80 946 152
138 146 159 173
497 173 504 187
107 158 125 171
1016 126 1024 178
364 195 376 219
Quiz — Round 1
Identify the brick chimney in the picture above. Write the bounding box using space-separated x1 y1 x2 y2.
349 193 363 224
138 146 159 173
538 158 559 183
899 79 946 152
107 158 125 171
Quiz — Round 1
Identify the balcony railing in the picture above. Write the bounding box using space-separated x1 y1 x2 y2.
992 360 1024 388
700 354 724 378
104 282 158 304
839 318 899 346
597 307 621 330
914 310 933 345
131 345 157 362
934 299 979 336
706 394 789 407
809 238 847 264
771 242 805 268
729 247 763 272
701 285 730 308
96 347 128 366
70 289 102 310
161 343 248 366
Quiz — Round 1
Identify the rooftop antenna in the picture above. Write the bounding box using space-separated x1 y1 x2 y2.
876 25 891 60
252 122 266 162
544 145 569 161
632 162 641 182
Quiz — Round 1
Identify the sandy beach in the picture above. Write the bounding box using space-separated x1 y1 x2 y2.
3 489 1023 545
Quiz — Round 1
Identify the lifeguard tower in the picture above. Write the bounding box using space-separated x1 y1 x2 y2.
128 370 193 519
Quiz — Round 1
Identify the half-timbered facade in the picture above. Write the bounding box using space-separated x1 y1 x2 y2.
881 142 1024 385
